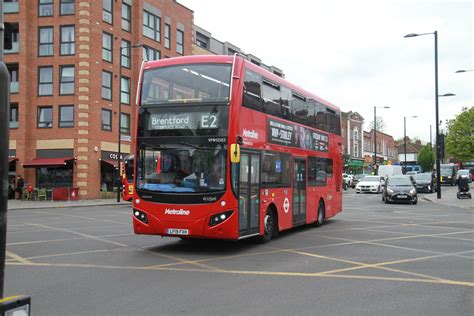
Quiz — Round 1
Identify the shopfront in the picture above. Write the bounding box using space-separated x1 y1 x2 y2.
23 149 75 189
100 151 121 192
348 158 365 174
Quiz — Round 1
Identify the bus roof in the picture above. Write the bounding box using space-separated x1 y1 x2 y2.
143 55 341 114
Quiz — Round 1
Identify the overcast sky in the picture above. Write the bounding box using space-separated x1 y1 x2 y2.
179 0 473 143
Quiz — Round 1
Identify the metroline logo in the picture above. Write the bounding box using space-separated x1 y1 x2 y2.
164 208 190 215
243 129 259 139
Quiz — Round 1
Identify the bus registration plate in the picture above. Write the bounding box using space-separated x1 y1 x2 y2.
166 228 189 236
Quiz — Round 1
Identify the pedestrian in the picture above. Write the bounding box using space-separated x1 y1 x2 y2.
16 175 25 200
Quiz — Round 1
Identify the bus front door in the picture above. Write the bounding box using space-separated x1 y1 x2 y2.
293 158 306 226
238 152 260 237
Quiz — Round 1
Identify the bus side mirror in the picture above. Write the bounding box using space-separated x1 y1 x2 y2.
230 144 240 163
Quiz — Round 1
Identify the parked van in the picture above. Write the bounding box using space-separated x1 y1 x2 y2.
405 165 423 173
377 165 403 179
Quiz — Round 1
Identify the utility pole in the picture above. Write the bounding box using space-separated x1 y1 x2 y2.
0 1 10 299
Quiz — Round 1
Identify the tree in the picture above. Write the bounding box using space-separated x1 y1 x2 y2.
368 116 386 132
445 107 474 162
417 145 435 171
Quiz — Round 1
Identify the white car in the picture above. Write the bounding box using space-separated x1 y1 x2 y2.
355 176 384 194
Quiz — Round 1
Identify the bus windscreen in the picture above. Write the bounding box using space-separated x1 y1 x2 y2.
141 63 232 105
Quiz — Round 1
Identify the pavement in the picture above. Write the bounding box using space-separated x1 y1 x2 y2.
7 198 131 210
422 182 473 210
7 183 473 210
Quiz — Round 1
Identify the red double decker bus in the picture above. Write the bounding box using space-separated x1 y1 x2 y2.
133 55 342 242
121 155 134 201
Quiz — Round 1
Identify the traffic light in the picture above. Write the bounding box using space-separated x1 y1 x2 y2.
438 134 445 159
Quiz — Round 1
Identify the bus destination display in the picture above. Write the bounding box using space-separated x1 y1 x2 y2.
148 112 219 130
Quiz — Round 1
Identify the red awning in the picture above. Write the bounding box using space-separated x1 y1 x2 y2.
22 157 75 168
9 157 18 163
100 159 118 168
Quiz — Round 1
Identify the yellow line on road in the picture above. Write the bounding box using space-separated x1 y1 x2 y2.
6 261 474 287
27 223 128 247
6 251 33 264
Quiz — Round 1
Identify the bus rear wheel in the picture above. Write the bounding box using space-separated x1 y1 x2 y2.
315 201 325 227
259 208 275 243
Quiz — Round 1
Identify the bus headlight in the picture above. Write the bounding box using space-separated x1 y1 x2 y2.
134 209 148 224
209 210 233 227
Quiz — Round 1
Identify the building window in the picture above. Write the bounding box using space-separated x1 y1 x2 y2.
39 0 53 17
59 66 75 95
59 105 74 128
60 25 75 55
164 23 170 49
60 0 74 15
120 113 130 134
10 103 18 129
121 40 130 68
102 32 113 62
102 71 112 100
121 2 131 32
38 27 53 56
196 32 209 49
101 109 112 131
354 128 359 141
121 76 130 104
176 29 184 55
143 11 160 42
38 106 53 128
103 0 113 24
38 66 53 96
142 45 160 61
353 143 359 158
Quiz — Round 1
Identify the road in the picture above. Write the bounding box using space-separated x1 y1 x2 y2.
4 191 474 315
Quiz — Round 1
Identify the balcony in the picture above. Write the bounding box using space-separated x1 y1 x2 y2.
7 63 19 93
4 23 19 54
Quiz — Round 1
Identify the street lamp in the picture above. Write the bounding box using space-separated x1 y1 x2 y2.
455 69 474 73
117 42 143 202
373 106 390 172
403 116 417 173
404 31 445 198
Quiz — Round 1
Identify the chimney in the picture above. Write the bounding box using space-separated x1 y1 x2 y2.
415 139 421 145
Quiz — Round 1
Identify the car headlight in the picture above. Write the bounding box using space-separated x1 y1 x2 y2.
387 188 394 194
410 189 416 195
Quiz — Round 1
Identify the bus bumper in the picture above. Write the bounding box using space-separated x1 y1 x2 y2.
132 209 239 240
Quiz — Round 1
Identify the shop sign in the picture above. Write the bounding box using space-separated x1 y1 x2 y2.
101 151 124 161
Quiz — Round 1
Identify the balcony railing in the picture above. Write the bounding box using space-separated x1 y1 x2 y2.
4 2 19 14
5 41 19 54
10 81 19 93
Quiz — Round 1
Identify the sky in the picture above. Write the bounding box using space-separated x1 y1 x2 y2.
179 0 473 143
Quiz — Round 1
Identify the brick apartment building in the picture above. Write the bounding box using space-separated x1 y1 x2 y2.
341 111 364 174
363 130 397 173
6 0 193 199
